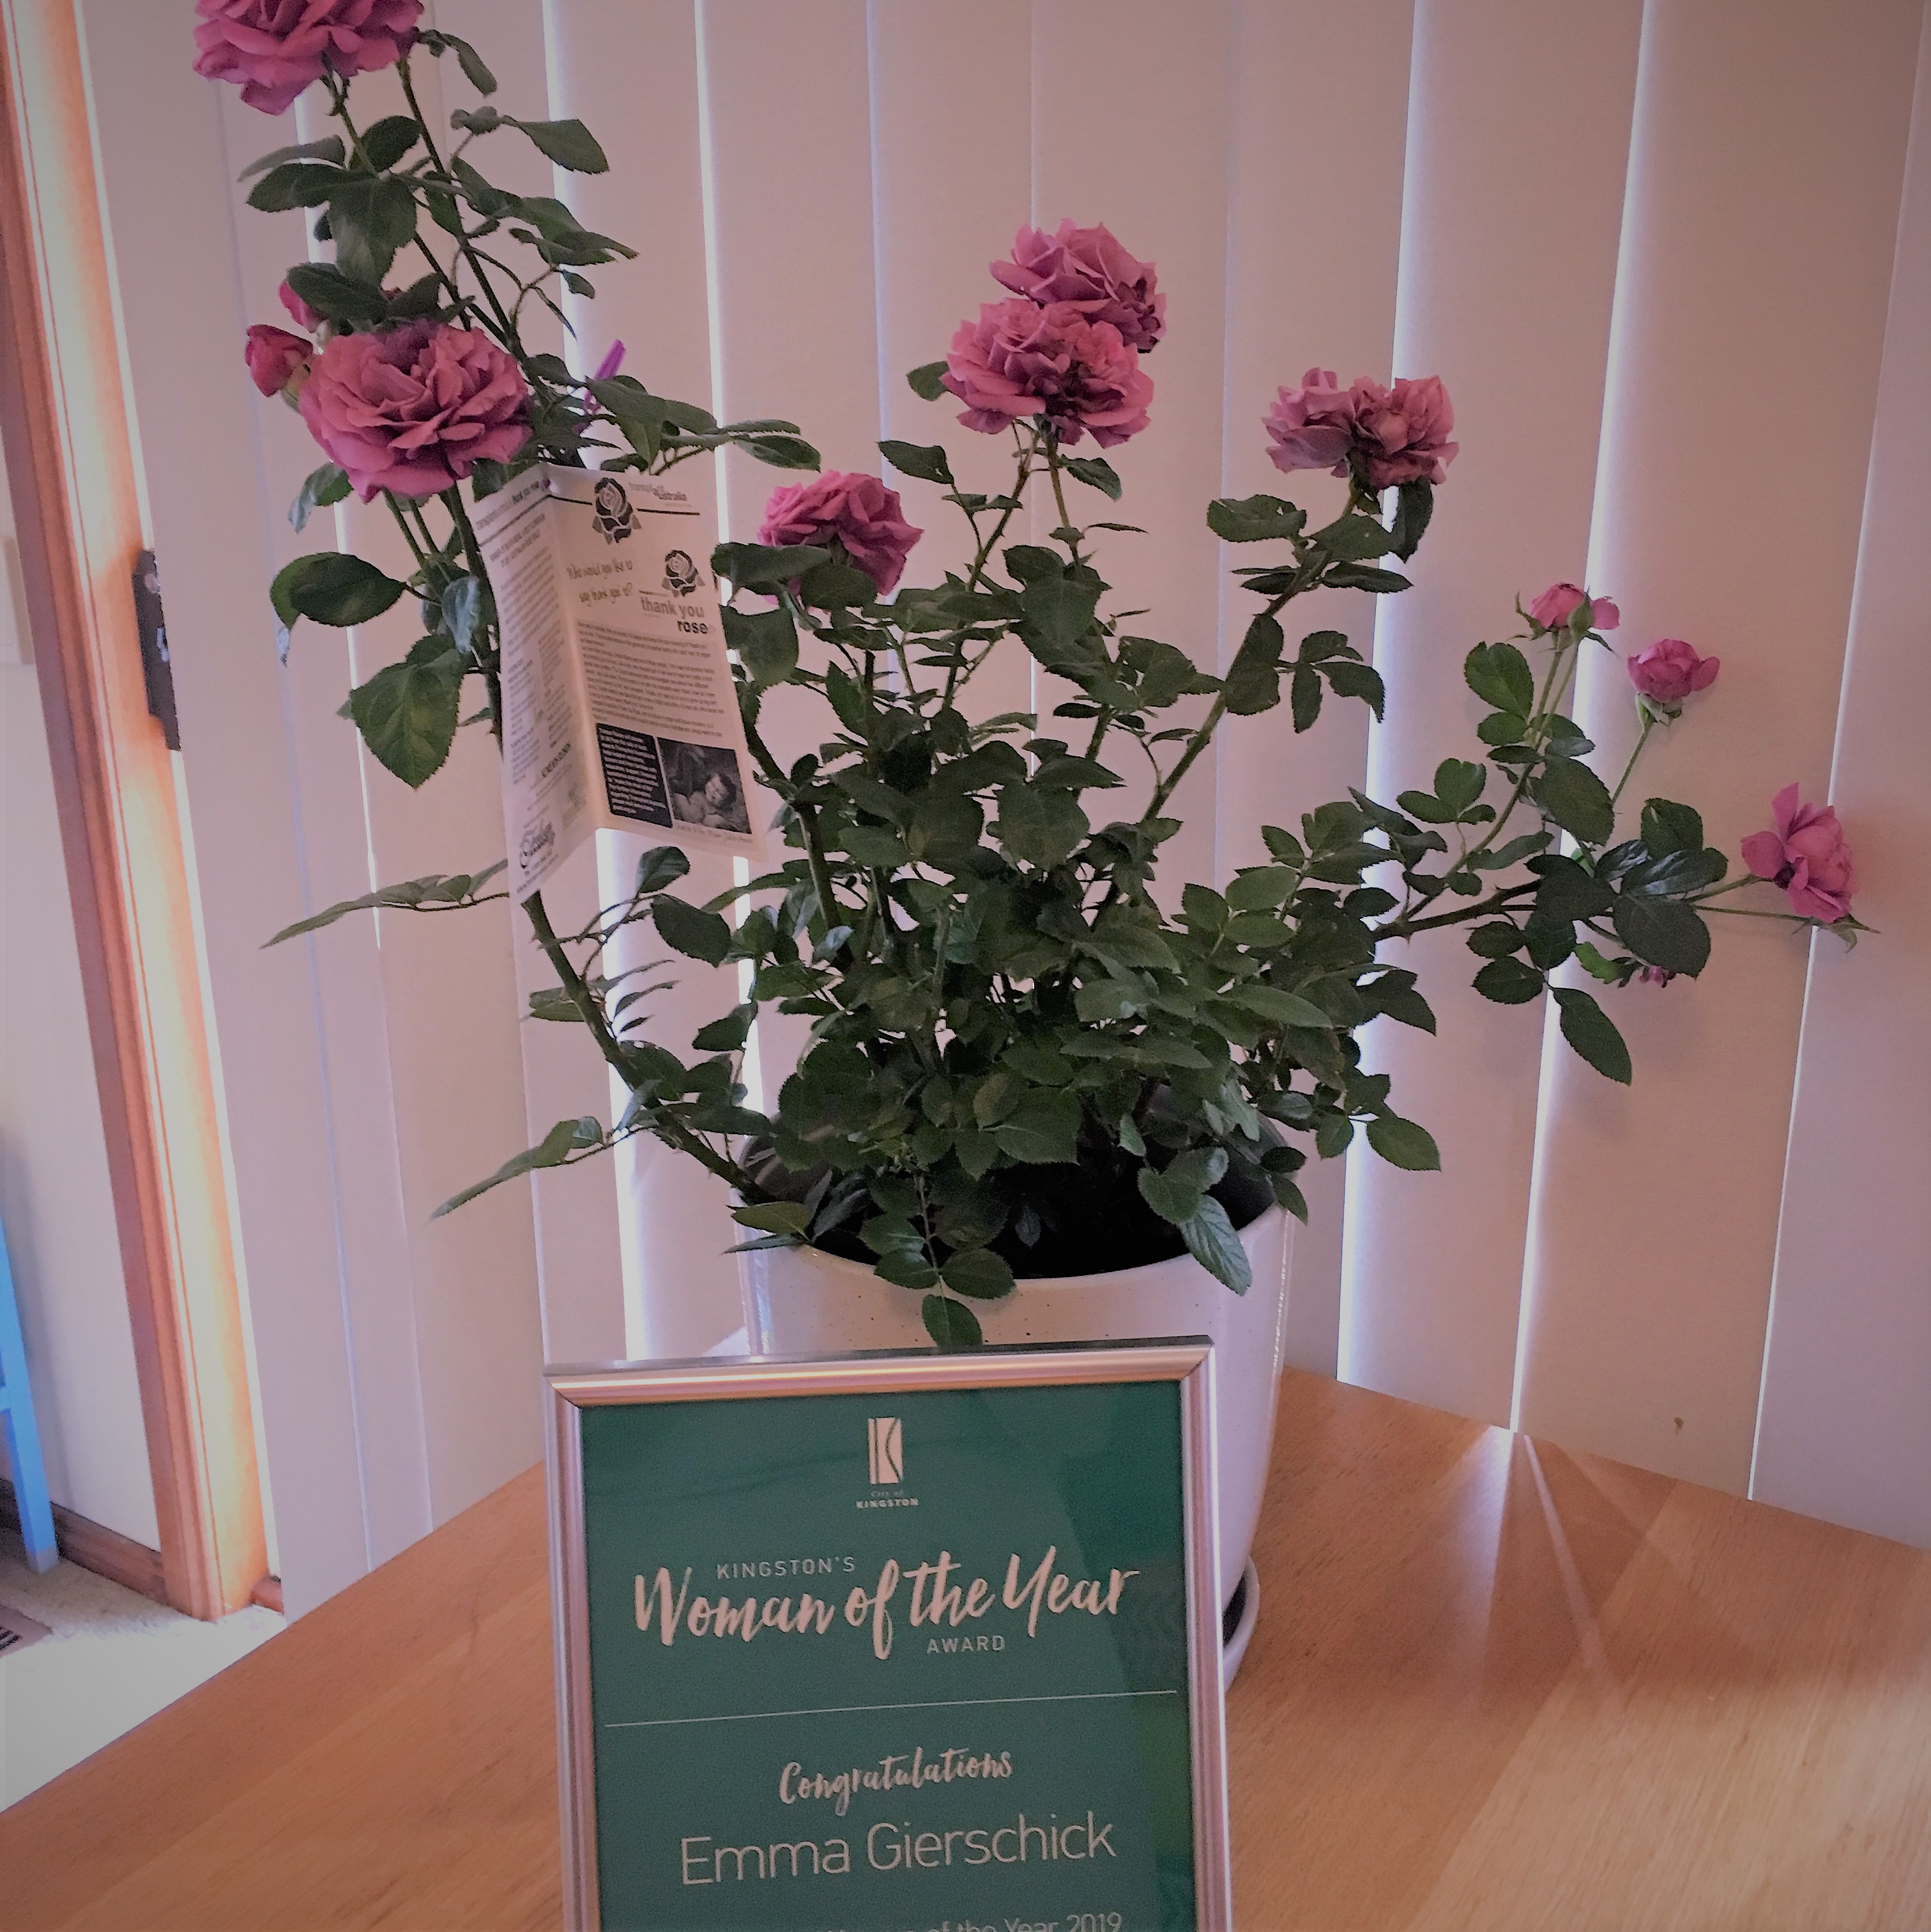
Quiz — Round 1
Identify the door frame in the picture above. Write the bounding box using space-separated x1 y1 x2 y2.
0 0 266 1619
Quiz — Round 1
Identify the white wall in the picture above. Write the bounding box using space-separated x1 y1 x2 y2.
0 448 156 1547
63 0 1931 1610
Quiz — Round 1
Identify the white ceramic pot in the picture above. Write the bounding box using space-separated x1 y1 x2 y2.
743 1205 1293 1618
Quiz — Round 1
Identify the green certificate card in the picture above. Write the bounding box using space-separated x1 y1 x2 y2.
547 1345 1229 1932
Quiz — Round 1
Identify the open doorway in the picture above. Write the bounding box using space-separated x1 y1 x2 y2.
0 0 277 1802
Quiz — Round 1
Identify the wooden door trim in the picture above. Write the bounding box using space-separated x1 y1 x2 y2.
0 0 266 1618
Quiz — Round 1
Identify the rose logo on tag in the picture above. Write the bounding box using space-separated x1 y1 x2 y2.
662 549 701 595
590 477 634 544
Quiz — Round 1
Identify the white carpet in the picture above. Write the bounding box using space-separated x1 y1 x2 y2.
0 1527 282 1809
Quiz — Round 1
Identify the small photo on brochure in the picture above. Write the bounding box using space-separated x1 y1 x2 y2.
660 738 752 834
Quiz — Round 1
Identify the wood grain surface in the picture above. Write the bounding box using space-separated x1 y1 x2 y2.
4 1369 1929 1929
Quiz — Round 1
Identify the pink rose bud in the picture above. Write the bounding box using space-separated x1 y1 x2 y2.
593 340 627 381
1741 783 1856 924
279 279 324 333
1263 369 1358 477
1637 965 1677 987
245 323 312 398
1530 583 1580 626
942 298 1152 449
194 0 424 116
1626 638 1719 705
757 471 923 596
991 220 1165 353
298 319 531 500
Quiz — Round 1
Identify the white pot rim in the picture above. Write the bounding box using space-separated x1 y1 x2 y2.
765 1199 1288 1294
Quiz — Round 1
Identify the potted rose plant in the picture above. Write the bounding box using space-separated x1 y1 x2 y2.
199 3 1861 1636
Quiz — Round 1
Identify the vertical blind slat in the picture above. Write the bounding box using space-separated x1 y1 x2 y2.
1748 8 1931 1543
1028 0 1235 894
548 0 742 1359
1341 0 1645 1425
1216 0 1417 1376
1516 0 1921 1492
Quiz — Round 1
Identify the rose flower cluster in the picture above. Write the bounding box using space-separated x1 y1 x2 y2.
943 221 1163 448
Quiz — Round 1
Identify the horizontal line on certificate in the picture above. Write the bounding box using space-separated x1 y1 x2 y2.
604 1689 1180 1731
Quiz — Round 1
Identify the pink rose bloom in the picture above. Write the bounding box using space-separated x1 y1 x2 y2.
1742 783 1856 923
756 471 924 596
194 0 424 116
279 279 324 333
1348 373 1458 488
245 323 312 397
991 220 1165 353
1263 368 1358 477
1626 638 1719 705
942 298 1153 449
298 319 531 500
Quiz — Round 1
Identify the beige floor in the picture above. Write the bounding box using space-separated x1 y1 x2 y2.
0 1528 281 1808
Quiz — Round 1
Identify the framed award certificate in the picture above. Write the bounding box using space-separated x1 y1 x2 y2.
547 1340 1231 1931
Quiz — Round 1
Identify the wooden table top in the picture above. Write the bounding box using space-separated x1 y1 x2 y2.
6 1368 1930 1931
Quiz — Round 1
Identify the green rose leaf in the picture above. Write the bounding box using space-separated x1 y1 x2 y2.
283 261 388 325
507 116 609 173
1311 512 1396 562
731 1200 812 1236
940 1246 1016 1300
1062 456 1123 500
238 135 345 180
1137 1146 1228 1225
1639 797 1705 857
348 637 464 788
1324 659 1386 719
878 439 954 485
271 551 408 638
1366 1114 1442 1171
1206 494 1306 544
430 30 498 95
1180 1198 1251 1293
328 174 418 284
1531 854 1615 923
992 1089 1083 1165
722 605 799 687
432 1114 603 1218
1464 641 1536 716
994 782 1088 871
906 360 950 401
1532 756 1616 846
1553 986 1633 1084
742 433 821 470
1323 562 1411 594
653 896 733 965
1474 956 1546 1004
712 542 827 590
1223 614 1286 716
634 845 691 894
288 464 351 533
247 160 342 211
921 1294 984 1351
1389 480 1434 561
356 115 422 173
1611 894 1711 976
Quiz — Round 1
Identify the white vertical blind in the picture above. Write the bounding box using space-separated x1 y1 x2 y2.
1342 0 1646 1425
1516 0 1922 1492
1752 12 1931 1541
75 0 1931 1613
1216 0 1416 1375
